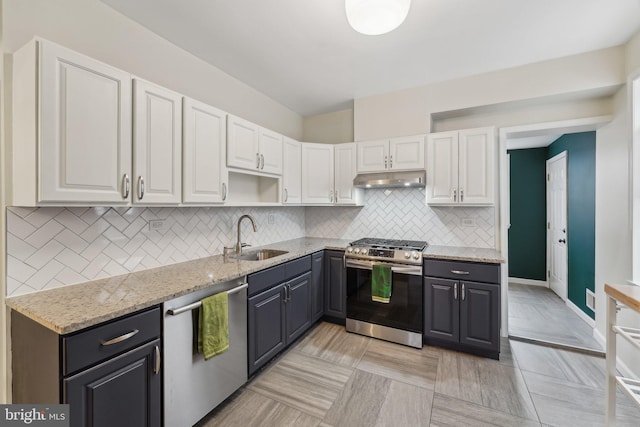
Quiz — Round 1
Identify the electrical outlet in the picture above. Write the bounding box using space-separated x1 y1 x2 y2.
149 219 167 231
268 214 275 225
461 218 476 227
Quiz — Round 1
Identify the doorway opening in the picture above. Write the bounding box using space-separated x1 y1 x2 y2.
499 117 608 354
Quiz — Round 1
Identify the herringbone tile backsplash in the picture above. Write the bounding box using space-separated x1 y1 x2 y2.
6 188 495 296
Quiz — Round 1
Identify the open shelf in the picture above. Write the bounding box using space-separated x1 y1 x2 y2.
227 171 280 204
612 325 640 351
616 376 640 407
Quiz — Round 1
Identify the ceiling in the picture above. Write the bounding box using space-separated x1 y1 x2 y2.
100 0 640 117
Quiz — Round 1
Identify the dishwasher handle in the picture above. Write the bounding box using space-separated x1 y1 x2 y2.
166 283 248 316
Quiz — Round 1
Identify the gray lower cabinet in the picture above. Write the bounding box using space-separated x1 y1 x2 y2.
11 306 162 426
247 255 313 376
324 250 346 321
311 251 324 322
424 259 501 358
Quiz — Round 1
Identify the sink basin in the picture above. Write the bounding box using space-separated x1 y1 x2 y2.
232 249 289 261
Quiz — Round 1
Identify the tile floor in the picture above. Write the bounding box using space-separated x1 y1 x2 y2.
508 283 604 353
199 322 640 427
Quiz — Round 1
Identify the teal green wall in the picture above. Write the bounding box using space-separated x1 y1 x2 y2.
547 132 596 319
508 148 547 280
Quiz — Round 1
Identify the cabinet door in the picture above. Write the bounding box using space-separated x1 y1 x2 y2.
334 143 362 205
282 137 302 204
458 127 495 205
426 131 458 205
286 272 312 343
259 128 283 175
248 284 286 376
133 79 182 204
64 339 161 427
227 114 260 171
301 143 334 204
356 139 388 172
182 98 227 204
459 281 500 351
39 40 132 203
324 251 346 320
311 252 325 322
423 277 459 343
389 135 425 170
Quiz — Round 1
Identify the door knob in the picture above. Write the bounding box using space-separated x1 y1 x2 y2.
559 239 566 244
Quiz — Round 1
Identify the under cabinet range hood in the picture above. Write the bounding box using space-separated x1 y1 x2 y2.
353 170 426 189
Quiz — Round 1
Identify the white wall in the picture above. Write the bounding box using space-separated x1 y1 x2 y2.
3 0 303 139
595 86 639 378
303 109 354 144
354 46 625 140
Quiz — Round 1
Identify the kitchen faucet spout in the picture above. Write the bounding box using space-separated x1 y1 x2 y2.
236 214 257 255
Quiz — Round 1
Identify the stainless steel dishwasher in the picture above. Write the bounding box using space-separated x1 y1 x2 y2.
163 277 248 427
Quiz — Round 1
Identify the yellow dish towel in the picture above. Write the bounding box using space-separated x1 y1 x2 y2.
198 291 229 360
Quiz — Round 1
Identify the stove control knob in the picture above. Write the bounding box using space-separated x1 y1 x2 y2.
361 248 368 255
347 247 354 253
354 248 361 254
404 252 410 259
412 251 420 260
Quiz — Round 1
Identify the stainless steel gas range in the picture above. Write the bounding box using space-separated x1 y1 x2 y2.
345 238 427 348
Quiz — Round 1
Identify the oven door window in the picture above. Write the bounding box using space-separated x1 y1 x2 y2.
346 267 423 333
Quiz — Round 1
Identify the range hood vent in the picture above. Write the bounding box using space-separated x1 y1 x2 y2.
353 170 426 189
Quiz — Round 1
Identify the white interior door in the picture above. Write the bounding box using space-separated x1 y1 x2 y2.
547 152 568 300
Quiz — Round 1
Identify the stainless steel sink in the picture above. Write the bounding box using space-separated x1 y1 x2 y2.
232 249 289 261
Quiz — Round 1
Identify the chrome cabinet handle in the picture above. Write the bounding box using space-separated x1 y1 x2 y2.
462 283 466 301
222 182 227 201
122 174 130 199
260 154 265 170
101 329 139 346
284 188 288 202
451 270 470 275
454 283 458 300
256 153 260 168
329 190 333 203
453 188 457 202
137 176 145 200
460 189 464 202
559 238 566 244
389 155 393 169
154 345 161 375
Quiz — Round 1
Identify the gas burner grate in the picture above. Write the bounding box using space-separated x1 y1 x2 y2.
350 238 428 251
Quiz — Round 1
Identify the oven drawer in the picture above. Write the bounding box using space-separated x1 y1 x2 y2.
424 259 500 284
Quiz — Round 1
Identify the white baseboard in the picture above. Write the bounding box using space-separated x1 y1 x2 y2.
593 329 638 380
566 299 596 328
508 277 548 287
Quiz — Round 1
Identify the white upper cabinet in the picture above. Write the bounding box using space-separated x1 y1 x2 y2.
356 135 425 173
334 143 362 205
259 127 283 175
301 143 334 204
282 137 302 204
182 98 227 204
226 115 282 175
133 79 182 204
12 38 132 205
426 127 495 206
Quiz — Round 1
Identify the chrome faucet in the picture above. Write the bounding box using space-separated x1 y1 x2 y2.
236 214 257 255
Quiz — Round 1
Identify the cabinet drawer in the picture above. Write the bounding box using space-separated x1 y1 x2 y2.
284 255 311 281
248 264 285 296
62 307 161 376
424 259 500 284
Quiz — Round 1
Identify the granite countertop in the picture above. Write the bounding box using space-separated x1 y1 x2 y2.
6 238 502 335
424 245 504 264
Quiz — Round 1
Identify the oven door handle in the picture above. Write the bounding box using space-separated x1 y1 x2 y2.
345 259 423 276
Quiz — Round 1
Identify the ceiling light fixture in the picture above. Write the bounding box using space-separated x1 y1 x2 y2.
345 0 411 36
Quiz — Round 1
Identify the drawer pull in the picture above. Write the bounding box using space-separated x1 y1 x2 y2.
100 329 139 346
451 270 470 275
154 345 161 375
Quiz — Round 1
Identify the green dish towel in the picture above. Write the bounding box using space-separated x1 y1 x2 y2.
372 264 392 303
197 292 229 360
